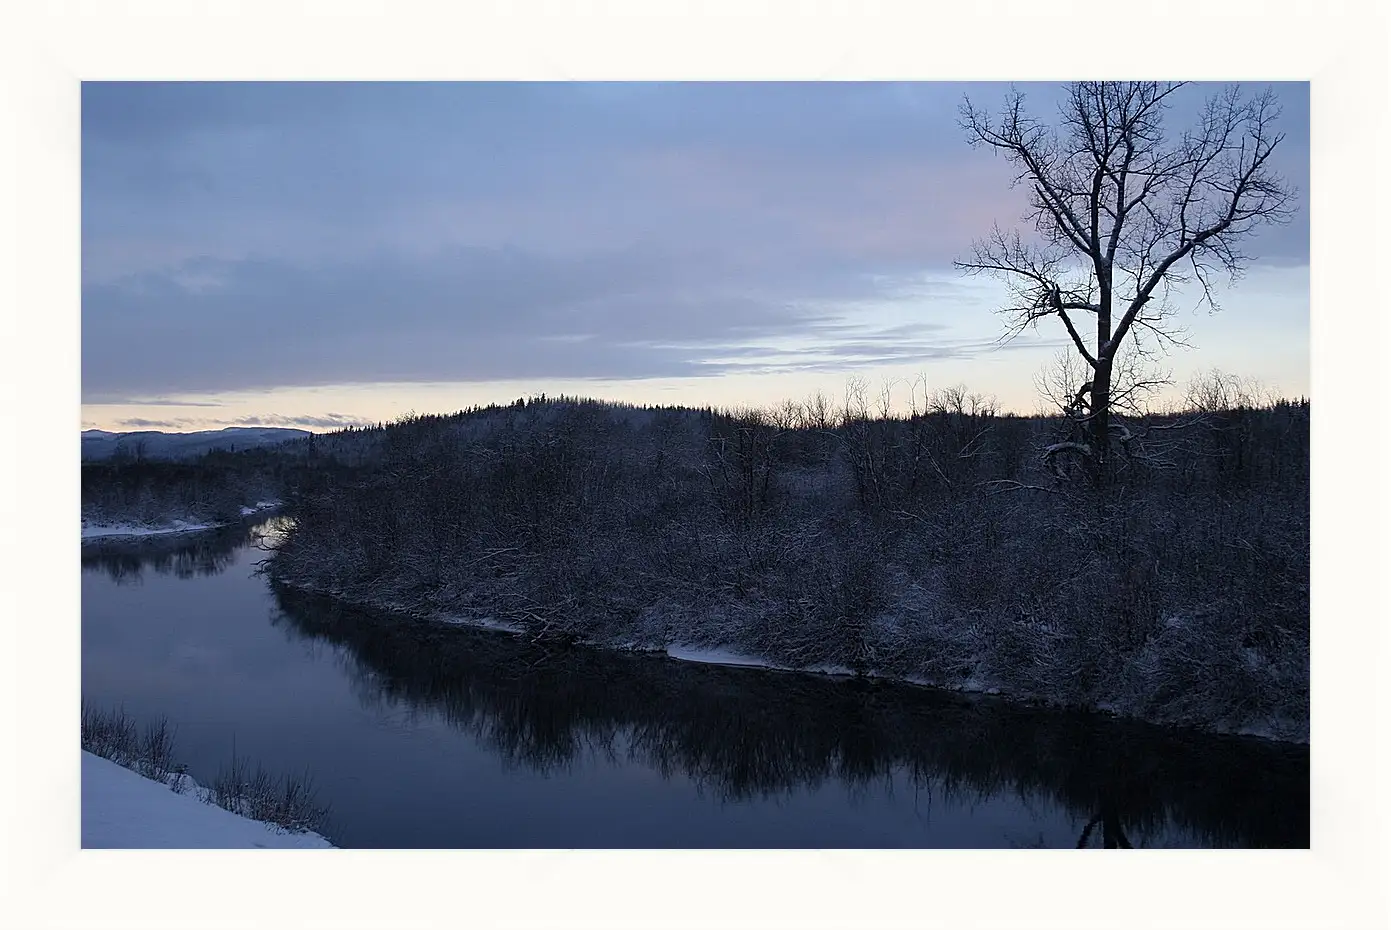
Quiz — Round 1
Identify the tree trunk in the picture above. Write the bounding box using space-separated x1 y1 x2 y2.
1089 359 1112 480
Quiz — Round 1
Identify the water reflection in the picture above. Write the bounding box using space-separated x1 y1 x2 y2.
82 526 248 584
268 586 1310 848
81 517 290 585
1076 804 1132 848
81 522 1309 847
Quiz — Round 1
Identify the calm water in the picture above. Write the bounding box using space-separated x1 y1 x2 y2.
81 519 1309 848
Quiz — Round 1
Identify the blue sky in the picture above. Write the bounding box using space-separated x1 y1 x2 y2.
81 81 1309 431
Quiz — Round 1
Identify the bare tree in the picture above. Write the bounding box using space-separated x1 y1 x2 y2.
957 82 1294 480
1184 368 1271 412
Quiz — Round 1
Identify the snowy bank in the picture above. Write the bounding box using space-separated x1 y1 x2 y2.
82 752 334 849
665 644 853 677
81 519 222 540
81 501 282 541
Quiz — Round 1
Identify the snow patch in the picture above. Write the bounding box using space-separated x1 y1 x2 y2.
437 614 526 634
665 645 776 668
81 519 220 540
664 645 854 677
81 752 334 849
84 502 281 537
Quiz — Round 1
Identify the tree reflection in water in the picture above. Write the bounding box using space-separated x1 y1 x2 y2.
80 516 295 585
1077 803 1132 849
81 525 249 584
269 586 1309 848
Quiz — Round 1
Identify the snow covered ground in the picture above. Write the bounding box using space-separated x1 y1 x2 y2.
81 752 334 849
81 519 221 540
665 644 853 677
81 501 282 540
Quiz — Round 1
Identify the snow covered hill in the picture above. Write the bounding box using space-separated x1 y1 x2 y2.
81 752 334 849
81 426 311 461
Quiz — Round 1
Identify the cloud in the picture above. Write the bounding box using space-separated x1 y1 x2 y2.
84 82 1307 275
117 417 191 429
698 330 1067 377
231 413 374 429
87 398 223 407
83 245 963 397
103 412 373 432
81 82 1309 400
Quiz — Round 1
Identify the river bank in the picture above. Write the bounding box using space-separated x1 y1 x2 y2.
268 576 1309 745
81 501 282 541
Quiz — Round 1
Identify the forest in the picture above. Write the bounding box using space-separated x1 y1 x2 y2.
81 446 292 528
199 380 1314 742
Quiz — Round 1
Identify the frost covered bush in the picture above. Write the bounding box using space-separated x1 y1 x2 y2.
211 755 329 835
82 704 331 833
1114 611 1307 738
81 703 182 786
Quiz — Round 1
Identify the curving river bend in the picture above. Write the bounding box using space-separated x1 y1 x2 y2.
81 519 1308 848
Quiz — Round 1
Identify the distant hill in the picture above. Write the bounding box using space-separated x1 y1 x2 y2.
81 427 311 461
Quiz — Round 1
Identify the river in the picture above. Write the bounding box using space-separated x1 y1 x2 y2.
81 518 1308 848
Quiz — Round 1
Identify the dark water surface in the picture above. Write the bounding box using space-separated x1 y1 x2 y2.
81 520 1309 848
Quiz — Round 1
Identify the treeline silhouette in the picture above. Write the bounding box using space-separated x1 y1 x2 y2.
81 448 292 528
264 388 1308 740
270 585 1309 847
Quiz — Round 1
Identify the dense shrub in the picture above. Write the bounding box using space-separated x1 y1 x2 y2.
82 703 329 834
